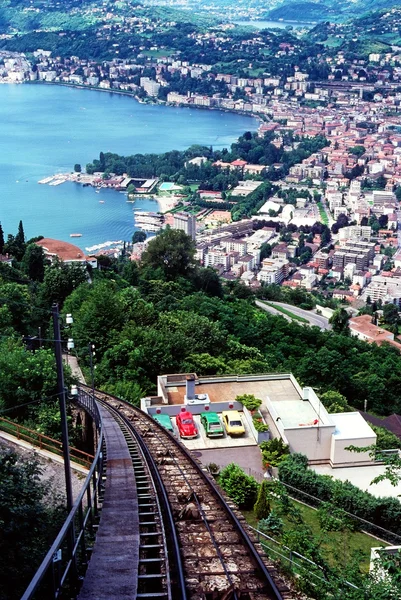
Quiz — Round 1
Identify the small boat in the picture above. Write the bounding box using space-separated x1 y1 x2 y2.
95 189 100 193
70 233 82 238
99 200 105 204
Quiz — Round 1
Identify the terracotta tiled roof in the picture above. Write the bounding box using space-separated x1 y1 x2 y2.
36 238 88 262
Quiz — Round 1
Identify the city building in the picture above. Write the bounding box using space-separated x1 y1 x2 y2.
173 211 197 241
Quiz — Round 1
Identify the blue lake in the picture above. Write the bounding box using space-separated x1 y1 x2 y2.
0 84 257 250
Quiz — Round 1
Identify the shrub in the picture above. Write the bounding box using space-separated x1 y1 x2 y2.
219 463 259 509
235 393 262 412
371 425 401 451
278 454 401 537
258 511 284 537
260 437 290 467
252 411 269 433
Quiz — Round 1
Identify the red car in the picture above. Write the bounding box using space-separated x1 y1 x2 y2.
176 411 198 439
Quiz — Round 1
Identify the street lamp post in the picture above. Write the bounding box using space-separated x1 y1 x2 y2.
88 343 96 399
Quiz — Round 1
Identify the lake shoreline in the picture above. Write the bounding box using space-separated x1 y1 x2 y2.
27 80 264 129
0 83 255 247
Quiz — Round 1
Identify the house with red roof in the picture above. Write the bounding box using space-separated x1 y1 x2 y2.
35 238 97 269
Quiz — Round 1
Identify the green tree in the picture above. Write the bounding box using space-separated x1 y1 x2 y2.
74 163 82 173
0 281 32 334
0 339 58 416
132 230 147 244
348 145 365 157
15 219 25 248
192 267 223 298
382 303 400 329
320 390 351 413
260 242 272 260
0 448 64 600
65 281 126 359
371 425 401 451
254 480 271 520
21 243 46 282
0 222 4 255
329 308 350 335
141 229 196 280
40 260 88 307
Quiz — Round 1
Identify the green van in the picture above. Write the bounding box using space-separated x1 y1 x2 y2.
200 412 224 438
153 413 174 433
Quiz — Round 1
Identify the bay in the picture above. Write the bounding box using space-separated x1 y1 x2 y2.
0 84 257 250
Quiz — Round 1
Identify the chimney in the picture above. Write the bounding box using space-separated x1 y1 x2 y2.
186 374 196 400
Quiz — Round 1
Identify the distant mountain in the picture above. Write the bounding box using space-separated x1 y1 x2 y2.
266 0 401 22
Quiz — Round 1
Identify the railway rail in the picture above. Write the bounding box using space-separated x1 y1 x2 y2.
79 386 296 600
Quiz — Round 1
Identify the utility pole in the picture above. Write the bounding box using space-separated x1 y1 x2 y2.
88 343 95 398
52 303 74 512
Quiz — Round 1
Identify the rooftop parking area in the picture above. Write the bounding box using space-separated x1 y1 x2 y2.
172 413 257 451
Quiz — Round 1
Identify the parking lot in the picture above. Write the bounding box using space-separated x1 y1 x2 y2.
171 413 257 450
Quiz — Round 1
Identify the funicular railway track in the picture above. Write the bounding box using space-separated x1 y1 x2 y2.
80 386 295 600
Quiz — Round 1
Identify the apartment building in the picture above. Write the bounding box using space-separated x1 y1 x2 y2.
257 257 289 284
173 212 197 241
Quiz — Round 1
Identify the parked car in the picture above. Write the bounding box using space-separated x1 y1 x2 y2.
153 413 174 434
200 412 224 438
176 411 198 439
222 410 245 436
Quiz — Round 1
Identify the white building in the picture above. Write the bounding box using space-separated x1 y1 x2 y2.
173 212 196 241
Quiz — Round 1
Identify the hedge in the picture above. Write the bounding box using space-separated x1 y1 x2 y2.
278 454 401 540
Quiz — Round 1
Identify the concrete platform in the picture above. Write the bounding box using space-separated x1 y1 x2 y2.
195 446 264 480
172 413 257 451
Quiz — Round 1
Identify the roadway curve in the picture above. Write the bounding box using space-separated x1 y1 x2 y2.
256 300 331 330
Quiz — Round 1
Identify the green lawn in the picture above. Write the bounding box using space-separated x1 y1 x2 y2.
260 301 309 324
322 36 344 48
317 202 329 225
140 49 174 58
243 498 387 573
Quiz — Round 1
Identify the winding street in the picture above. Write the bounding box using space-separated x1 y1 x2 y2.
256 300 331 330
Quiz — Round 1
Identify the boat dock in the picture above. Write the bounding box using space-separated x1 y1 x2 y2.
134 210 164 233
38 174 69 186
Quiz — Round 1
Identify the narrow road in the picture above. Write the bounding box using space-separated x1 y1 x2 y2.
256 300 331 330
63 353 86 383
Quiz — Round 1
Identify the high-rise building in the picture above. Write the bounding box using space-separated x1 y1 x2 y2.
173 212 196 241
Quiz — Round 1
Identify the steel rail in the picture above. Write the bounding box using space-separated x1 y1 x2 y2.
82 385 284 600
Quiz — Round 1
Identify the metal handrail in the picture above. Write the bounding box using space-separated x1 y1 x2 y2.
21 394 103 600
0 416 94 468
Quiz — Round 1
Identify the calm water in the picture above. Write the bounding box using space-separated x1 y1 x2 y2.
0 84 257 249
234 19 313 29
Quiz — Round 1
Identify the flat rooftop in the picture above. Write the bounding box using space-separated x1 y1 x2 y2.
271 399 321 428
162 375 301 406
331 412 376 441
